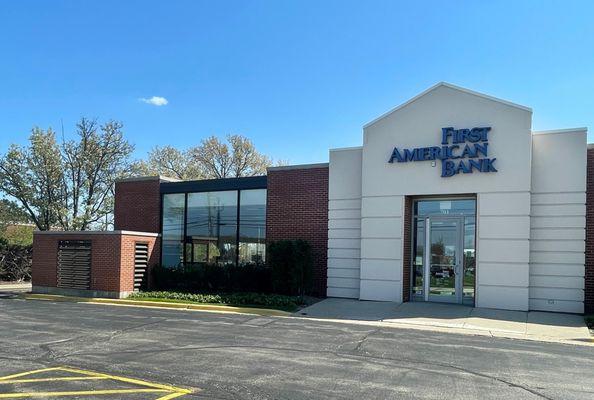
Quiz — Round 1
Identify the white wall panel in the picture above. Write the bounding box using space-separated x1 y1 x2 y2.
327 287 360 299
529 130 586 312
360 279 401 302
530 228 585 241
327 258 360 269
478 192 530 216
478 239 530 263
478 216 530 240
529 299 583 313
361 196 403 218
476 286 529 310
478 263 529 287
328 229 361 239
361 217 402 239
361 238 402 260
530 263 584 277
328 147 363 299
329 209 361 220
328 238 361 250
328 219 361 230
360 259 401 281
329 199 362 210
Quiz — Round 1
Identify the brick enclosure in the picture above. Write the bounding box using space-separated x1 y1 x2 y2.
266 164 329 297
114 177 162 233
585 148 594 313
402 197 412 302
32 231 159 297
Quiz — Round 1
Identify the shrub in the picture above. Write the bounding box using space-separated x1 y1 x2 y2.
151 263 273 293
268 239 313 297
0 240 32 282
128 290 299 311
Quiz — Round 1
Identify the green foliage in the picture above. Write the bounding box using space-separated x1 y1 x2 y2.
151 263 273 293
1 225 34 246
268 239 313 296
0 118 134 231
0 242 32 282
128 291 299 311
131 134 273 179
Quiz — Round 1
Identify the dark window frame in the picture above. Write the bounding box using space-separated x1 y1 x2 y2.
159 176 267 267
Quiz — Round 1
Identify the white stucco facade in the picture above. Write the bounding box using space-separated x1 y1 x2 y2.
327 82 587 313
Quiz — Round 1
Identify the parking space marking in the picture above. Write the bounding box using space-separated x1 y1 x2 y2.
0 366 194 399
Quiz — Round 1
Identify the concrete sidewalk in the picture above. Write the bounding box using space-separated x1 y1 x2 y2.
296 298 592 346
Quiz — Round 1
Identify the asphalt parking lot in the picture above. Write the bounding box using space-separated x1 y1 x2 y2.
1 297 594 399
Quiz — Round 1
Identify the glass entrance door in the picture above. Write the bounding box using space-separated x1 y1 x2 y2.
425 217 463 303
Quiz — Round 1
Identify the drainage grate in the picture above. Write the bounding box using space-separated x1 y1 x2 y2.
134 242 149 291
57 240 91 289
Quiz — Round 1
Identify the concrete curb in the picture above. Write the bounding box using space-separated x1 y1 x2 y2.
16 293 593 347
18 293 292 317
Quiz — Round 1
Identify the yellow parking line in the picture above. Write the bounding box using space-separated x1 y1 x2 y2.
0 388 169 398
0 377 109 384
57 367 192 393
0 366 193 399
155 393 189 400
0 368 63 382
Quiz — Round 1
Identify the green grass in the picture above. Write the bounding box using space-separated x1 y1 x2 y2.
127 291 301 312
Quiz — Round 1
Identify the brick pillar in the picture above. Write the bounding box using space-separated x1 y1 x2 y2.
585 148 594 314
402 196 412 302
114 177 163 233
266 164 329 297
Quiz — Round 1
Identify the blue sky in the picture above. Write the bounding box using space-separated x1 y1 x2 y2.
1 0 593 165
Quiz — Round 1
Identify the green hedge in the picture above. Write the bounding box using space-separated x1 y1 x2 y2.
268 239 313 296
151 263 273 293
128 291 299 310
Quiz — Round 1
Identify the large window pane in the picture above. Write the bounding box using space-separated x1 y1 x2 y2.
186 191 238 266
239 189 266 266
162 193 185 267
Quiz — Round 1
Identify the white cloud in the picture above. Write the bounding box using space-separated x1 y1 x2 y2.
139 96 168 106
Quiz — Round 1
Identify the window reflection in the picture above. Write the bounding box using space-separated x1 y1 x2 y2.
239 189 266 266
161 188 267 267
162 193 185 267
186 191 237 266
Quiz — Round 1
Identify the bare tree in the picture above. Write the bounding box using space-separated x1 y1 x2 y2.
0 118 134 231
131 146 203 180
191 135 272 178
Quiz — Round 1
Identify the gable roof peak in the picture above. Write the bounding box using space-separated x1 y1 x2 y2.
363 82 532 129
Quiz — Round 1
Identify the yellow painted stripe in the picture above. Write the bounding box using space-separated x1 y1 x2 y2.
0 368 63 382
0 376 108 384
0 388 169 398
155 392 189 400
56 367 191 393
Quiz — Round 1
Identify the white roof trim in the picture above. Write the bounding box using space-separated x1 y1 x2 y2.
363 82 532 129
532 127 587 135
329 146 363 152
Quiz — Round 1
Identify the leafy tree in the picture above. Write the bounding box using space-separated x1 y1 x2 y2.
134 134 273 179
131 146 202 180
0 118 134 231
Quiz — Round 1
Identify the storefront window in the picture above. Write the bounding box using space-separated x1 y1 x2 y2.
161 193 185 267
186 191 238 266
239 189 266 265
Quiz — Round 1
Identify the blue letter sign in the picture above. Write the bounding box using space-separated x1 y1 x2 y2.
387 127 497 177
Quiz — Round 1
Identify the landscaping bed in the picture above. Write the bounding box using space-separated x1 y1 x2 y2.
127 291 303 312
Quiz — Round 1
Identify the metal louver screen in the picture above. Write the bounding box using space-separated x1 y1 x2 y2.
134 242 149 291
57 240 91 289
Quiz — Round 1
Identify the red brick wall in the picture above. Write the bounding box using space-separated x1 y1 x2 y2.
266 165 329 297
32 232 159 295
402 196 412 302
114 178 161 233
585 148 594 313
